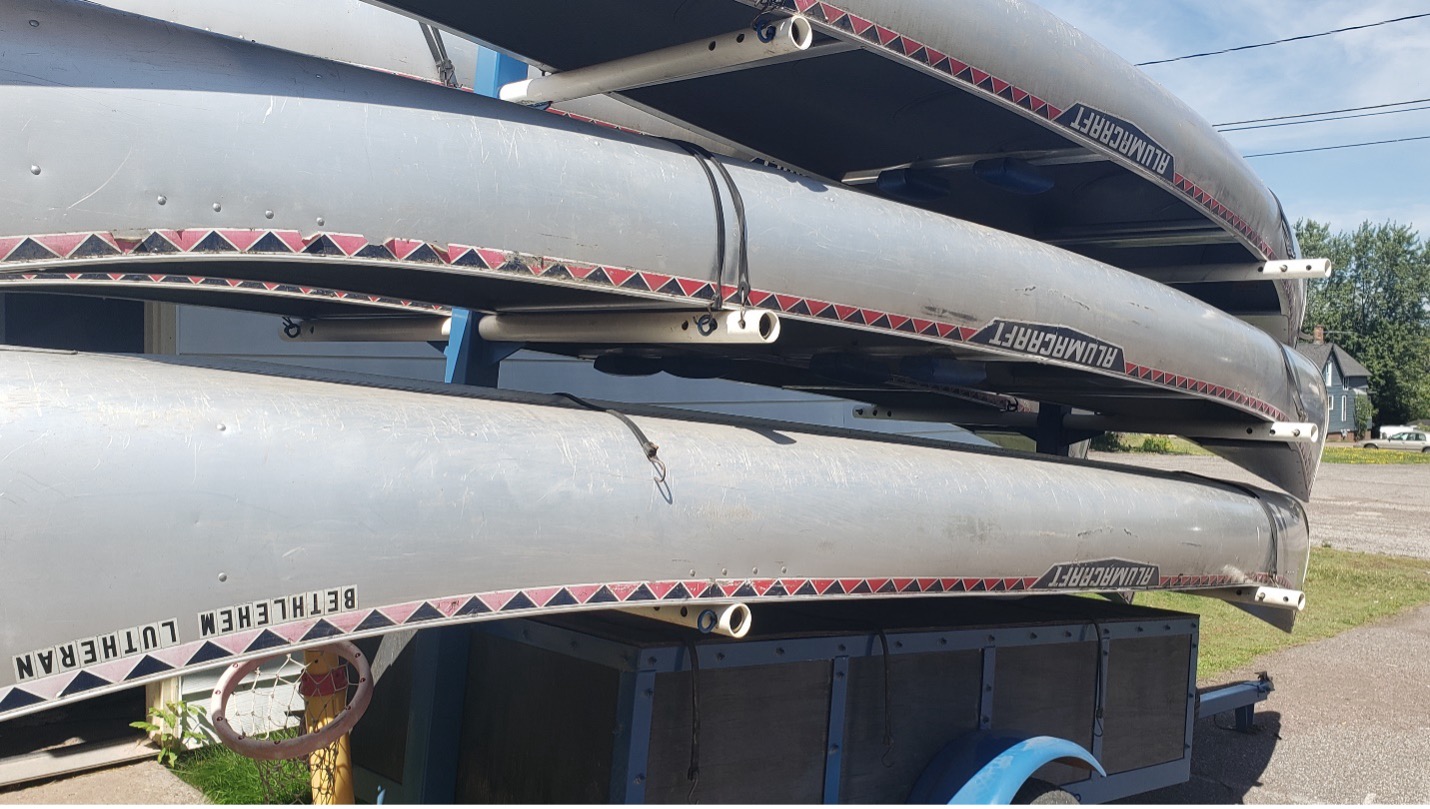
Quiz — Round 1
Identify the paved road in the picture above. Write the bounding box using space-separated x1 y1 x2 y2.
0 760 204 805
1134 603 1430 804
1092 451 1430 803
1090 451 1430 559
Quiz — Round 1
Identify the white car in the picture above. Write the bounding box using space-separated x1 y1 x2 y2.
1357 431 1430 452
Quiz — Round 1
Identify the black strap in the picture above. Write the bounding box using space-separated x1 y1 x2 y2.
419 23 459 88
554 393 667 484
667 141 751 314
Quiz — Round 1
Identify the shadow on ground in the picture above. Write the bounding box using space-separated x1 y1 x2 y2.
1116 711 1281 804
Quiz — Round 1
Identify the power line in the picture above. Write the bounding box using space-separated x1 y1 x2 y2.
1135 12 1430 66
1218 104 1430 132
1243 134 1430 158
1215 97 1430 127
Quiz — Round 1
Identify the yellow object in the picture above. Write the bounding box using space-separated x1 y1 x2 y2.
304 650 354 805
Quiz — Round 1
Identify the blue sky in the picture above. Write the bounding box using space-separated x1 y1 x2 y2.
1036 0 1430 236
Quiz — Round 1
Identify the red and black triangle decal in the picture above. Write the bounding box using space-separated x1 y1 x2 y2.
60 671 112 697
192 231 239 253
405 603 446 623
71 234 122 259
625 584 657 602
354 612 396 632
248 232 297 255
187 642 232 666
246 630 289 652
302 620 345 640
126 655 175 680
501 592 539 612
0 688 43 713
403 244 443 264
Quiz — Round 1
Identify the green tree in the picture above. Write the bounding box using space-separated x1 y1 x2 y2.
1354 391 1374 436
1297 220 1430 424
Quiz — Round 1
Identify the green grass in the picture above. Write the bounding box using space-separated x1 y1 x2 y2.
1322 445 1430 464
1138 547 1430 680
173 740 310 805
1099 436 1430 464
1095 433 1212 455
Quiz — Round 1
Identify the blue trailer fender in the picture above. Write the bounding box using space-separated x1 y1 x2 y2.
908 732 1105 804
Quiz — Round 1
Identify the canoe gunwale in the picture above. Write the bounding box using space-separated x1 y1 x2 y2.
0 226 1294 425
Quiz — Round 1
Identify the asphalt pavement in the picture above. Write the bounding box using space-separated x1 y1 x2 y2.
1136 602 1430 804
1098 449 1430 803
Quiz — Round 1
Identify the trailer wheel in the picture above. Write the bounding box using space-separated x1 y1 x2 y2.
1013 778 1078 804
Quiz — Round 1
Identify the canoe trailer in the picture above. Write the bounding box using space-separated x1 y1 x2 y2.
0 0 1304 803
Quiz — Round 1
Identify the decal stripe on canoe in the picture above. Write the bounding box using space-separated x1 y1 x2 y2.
0 228 1287 421
0 570 1290 719
769 0 1277 259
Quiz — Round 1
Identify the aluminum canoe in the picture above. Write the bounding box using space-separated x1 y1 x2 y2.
366 0 1308 344
0 348 1309 722
1 0 1327 497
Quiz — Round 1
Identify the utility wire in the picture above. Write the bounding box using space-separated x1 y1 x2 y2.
1218 104 1430 132
1243 134 1430 158
1215 97 1430 127
1136 12 1430 66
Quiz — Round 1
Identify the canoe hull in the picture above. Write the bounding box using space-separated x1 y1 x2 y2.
1 0 1327 496
0 349 1308 720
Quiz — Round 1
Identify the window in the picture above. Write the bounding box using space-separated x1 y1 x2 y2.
1341 395 1347 420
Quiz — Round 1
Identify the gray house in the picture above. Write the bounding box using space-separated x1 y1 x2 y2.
1296 326 1371 438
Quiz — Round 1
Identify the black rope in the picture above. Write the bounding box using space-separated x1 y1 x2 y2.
554 393 668 485
281 317 302 339
685 640 702 803
1090 621 1106 743
668 141 729 310
750 1 787 43
418 23 459 88
667 141 752 318
705 157 753 317
876 628 896 767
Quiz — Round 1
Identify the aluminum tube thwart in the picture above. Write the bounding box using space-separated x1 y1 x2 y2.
282 317 451 343
477 309 780 345
499 16 813 106
622 603 753 639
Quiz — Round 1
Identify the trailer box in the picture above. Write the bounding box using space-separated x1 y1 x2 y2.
351 597 1199 803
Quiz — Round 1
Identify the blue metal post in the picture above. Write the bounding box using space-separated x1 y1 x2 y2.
610 669 657 803
402 627 472 803
402 48 531 804
444 48 528 386
979 647 996 730
822 656 850 803
443 308 519 387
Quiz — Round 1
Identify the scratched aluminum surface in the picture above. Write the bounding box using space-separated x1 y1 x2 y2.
366 0 1304 340
1 0 1326 497
0 348 1308 718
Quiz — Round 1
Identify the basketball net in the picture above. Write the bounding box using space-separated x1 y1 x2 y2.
209 641 373 804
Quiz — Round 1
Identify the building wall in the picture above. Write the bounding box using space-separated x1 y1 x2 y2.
1323 354 1354 435
170 307 985 444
